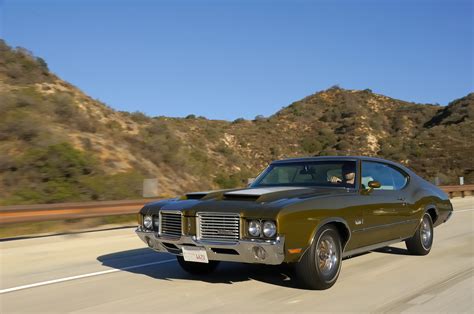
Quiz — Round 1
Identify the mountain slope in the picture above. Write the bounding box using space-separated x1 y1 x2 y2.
0 40 472 205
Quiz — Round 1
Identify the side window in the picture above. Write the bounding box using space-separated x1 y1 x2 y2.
361 162 408 190
391 168 408 189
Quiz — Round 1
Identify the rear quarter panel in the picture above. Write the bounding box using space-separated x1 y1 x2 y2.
410 176 452 227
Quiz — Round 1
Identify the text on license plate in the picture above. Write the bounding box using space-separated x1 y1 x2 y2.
182 246 209 263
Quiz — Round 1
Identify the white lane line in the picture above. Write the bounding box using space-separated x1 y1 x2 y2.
454 208 474 213
0 258 176 294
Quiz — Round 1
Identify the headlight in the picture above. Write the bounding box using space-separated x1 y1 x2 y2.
143 215 153 229
248 220 261 237
263 221 276 238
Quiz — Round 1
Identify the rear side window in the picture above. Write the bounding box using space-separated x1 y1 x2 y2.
361 161 408 190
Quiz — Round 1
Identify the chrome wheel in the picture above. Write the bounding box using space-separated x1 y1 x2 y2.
421 216 432 249
406 213 434 256
296 225 342 290
316 234 338 276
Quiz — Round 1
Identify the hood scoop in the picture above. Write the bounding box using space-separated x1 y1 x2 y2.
222 194 261 201
223 187 314 202
185 192 209 200
185 189 231 200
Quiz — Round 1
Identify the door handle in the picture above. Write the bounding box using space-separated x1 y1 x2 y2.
397 197 407 206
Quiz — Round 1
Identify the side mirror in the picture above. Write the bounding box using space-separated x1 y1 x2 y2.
368 180 381 189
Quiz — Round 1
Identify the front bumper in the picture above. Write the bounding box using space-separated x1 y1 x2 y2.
135 228 285 265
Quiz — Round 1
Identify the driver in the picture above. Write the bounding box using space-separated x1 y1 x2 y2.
329 163 356 186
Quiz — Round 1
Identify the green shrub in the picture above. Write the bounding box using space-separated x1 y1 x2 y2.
0 40 52 84
300 137 322 153
335 140 350 151
0 143 148 204
214 171 252 189
232 118 246 124
215 144 233 156
80 172 144 201
129 111 150 123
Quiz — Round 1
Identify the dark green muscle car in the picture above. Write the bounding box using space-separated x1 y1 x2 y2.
136 156 453 289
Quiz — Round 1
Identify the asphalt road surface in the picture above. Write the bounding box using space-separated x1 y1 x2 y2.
1 198 473 313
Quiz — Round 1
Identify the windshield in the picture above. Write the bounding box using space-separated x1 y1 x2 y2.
252 160 357 188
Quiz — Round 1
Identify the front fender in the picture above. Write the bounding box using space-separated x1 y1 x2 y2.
279 213 351 263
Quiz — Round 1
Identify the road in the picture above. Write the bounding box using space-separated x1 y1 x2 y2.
1 198 473 313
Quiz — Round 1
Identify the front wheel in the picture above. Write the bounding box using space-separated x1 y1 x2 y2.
405 213 433 255
295 225 342 290
176 256 220 275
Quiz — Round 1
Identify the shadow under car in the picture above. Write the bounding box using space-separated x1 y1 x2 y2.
96 245 408 289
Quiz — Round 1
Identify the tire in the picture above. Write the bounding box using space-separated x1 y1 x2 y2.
405 213 433 255
295 225 342 290
176 256 220 275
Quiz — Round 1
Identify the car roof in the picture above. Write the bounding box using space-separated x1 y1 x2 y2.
271 156 412 173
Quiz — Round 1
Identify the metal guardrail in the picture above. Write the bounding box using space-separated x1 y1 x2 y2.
0 198 162 225
439 185 474 199
0 185 473 225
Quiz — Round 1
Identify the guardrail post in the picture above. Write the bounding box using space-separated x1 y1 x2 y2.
143 178 159 198
459 177 464 186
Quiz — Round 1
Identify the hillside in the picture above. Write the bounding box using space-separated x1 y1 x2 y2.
0 40 473 205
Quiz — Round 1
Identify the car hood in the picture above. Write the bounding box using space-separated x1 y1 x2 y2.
141 186 353 218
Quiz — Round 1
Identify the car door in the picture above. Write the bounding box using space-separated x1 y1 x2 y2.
357 161 411 247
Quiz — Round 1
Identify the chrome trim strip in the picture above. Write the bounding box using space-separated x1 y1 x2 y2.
342 237 410 258
351 219 418 233
444 211 453 223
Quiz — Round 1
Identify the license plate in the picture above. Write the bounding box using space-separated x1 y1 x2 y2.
182 246 209 263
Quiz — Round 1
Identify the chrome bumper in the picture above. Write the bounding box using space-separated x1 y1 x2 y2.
135 228 285 265
444 210 453 223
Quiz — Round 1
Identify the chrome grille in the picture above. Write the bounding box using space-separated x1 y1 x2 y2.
197 212 240 242
159 211 182 237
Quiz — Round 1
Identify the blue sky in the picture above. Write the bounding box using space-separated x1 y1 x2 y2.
1 0 472 120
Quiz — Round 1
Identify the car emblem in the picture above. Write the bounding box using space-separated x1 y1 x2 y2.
355 218 364 225
216 229 234 235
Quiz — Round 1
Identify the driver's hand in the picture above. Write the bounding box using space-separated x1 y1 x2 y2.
329 176 342 183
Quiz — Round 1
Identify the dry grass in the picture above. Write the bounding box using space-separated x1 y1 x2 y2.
0 215 137 239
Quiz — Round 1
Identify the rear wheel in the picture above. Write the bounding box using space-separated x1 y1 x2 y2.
295 225 342 290
406 213 433 255
176 256 220 274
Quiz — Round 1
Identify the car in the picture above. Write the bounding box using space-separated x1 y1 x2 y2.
136 156 453 289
